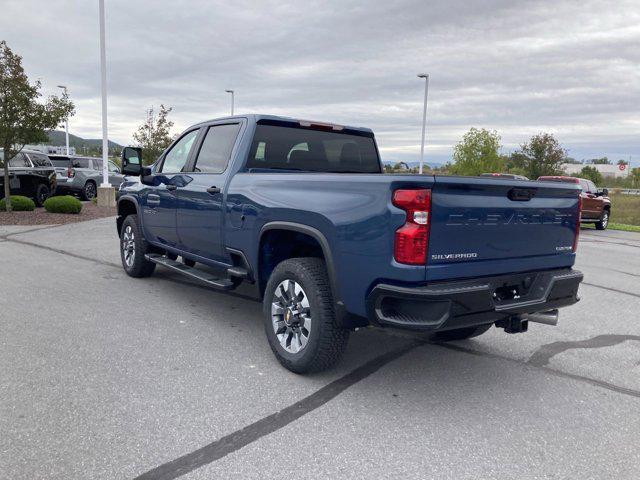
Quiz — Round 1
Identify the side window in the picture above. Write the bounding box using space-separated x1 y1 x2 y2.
71 158 90 169
193 124 241 173
8 153 29 167
588 181 597 193
287 142 309 161
254 142 266 161
161 130 199 173
108 162 120 173
29 153 52 167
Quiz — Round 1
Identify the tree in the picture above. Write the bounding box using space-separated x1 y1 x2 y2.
132 104 174 165
450 128 504 176
588 157 611 165
509 133 566 179
578 166 603 186
617 159 629 166
0 41 74 211
630 167 640 188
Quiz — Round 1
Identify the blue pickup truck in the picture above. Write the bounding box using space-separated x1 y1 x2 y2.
116 114 583 373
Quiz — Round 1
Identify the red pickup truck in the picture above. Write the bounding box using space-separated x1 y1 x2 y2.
538 176 611 230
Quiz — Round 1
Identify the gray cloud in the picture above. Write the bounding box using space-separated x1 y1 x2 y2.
1 0 638 164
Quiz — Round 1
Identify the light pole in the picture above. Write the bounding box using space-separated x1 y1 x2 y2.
57 85 70 156
417 73 429 174
225 89 235 115
97 0 113 205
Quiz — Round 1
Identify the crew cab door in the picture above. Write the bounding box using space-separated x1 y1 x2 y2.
140 129 200 248
176 121 242 263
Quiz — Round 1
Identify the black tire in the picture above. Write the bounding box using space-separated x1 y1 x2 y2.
81 181 97 201
431 324 492 342
595 209 609 230
263 257 349 374
120 215 156 278
34 183 50 207
167 252 178 261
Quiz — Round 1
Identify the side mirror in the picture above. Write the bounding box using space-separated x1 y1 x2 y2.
121 147 143 176
601 188 609 196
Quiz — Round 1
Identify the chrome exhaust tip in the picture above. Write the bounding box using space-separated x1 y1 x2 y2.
526 309 559 326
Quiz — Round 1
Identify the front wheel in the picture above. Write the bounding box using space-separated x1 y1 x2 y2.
263 257 349 374
120 215 156 278
595 210 609 230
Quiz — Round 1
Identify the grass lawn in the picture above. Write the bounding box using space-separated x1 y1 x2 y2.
582 222 640 233
608 192 640 226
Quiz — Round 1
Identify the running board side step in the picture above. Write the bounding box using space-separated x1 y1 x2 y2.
145 254 235 290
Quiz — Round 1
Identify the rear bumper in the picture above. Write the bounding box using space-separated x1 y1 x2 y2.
55 181 80 194
366 268 583 331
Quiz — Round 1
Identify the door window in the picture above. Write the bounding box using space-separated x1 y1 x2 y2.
8 153 30 167
70 158 91 169
193 124 241 173
108 162 120 173
28 153 52 167
161 130 199 173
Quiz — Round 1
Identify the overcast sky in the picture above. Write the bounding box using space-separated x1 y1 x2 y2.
2 0 639 165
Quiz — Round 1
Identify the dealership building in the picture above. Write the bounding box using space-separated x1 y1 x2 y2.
562 163 630 179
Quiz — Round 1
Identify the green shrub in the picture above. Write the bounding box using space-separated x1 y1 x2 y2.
0 195 36 211
43 195 83 214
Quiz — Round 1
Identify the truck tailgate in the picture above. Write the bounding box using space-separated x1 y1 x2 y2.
427 176 581 281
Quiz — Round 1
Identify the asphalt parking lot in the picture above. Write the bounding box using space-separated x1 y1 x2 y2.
1 218 639 479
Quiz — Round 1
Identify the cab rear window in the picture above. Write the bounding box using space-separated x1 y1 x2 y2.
247 123 381 173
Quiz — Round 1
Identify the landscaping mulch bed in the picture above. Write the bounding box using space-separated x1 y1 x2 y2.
0 202 116 226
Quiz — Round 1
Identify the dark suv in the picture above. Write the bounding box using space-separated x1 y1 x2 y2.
538 176 611 230
0 149 56 206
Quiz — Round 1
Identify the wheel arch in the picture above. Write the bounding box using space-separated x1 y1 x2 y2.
116 195 140 235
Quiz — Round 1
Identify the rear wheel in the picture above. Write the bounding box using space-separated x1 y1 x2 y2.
34 183 50 207
595 209 609 230
431 324 492 342
120 215 156 278
263 257 349 373
82 181 97 201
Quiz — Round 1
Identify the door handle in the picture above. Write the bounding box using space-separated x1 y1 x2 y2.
166 184 178 191
206 186 221 194
147 194 160 206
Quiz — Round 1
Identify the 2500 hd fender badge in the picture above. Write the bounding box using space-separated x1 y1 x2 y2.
431 252 479 261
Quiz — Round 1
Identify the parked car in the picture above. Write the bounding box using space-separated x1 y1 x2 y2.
538 176 611 230
50 155 124 200
116 115 583 373
0 149 56 206
481 173 530 180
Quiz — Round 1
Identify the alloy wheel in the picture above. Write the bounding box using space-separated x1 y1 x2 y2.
85 183 96 199
122 225 135 267
271 279 312 354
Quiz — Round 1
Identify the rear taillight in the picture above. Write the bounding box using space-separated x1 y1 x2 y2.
67 167 75 178
393 189 431 265
573 194 582 252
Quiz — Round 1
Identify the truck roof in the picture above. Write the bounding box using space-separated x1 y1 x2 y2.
193 114 374 135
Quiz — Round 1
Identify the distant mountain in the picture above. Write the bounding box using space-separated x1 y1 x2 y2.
46 130 123 150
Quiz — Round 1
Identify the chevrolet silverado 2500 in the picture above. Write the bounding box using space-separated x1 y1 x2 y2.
116 115 583 373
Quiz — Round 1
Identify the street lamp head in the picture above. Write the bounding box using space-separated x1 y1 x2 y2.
417 73 429 79
57 85 67 89
225 89 234 93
